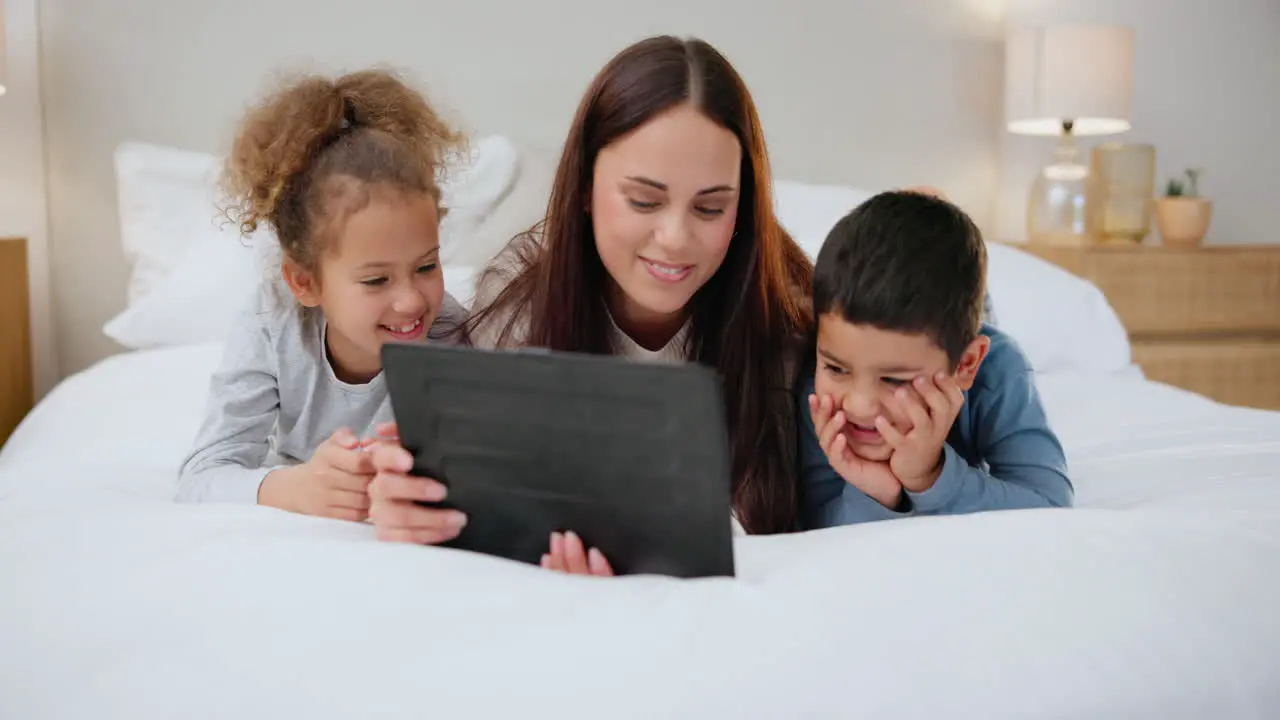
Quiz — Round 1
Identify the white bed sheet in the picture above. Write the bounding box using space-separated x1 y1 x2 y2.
1 345 1278 720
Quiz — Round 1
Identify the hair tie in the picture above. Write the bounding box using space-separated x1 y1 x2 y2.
340 98 357 130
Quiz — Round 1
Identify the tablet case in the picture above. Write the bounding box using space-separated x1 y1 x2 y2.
381 343 736 578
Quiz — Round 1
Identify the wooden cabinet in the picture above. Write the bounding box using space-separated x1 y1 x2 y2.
1021 243 1280 410
1 237 34 446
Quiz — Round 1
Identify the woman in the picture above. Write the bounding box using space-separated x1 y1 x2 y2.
367 35 814 574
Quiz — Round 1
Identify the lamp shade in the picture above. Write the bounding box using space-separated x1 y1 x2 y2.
1004 24 1134 136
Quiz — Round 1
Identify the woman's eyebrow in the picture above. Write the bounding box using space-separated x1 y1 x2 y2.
624 176 735 195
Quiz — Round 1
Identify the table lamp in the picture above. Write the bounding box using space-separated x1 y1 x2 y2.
0 1 8 98
1004 24 1134 245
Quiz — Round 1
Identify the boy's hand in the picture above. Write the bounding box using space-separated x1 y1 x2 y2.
876 373 966 492
258 428 375 522
809 394 905 509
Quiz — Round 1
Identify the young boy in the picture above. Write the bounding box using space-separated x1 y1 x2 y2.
798 190 1073 529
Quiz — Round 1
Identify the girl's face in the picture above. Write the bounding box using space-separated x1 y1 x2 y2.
284 187 445 384
590 103 741 339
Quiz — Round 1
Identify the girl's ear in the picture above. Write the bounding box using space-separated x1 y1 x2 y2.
282 259 322 308
953 335 991 391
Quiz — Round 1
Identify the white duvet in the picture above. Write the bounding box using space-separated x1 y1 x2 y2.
1 344 1278 719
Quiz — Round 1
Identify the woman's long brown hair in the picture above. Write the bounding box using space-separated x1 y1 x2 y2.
465 36 813 534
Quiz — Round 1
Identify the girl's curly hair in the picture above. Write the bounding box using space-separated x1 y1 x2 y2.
221 68 465 271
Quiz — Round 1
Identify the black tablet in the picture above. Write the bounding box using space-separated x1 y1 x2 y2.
381 342 736 578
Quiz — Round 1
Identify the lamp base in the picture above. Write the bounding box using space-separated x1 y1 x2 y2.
1026 130 1091 246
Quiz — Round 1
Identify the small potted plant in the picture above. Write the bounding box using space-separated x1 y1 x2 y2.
1153 168 1213 247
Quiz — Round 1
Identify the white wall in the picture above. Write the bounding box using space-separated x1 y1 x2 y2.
0 0 56 398
994 0 1280 245
37 0 1007 377
15 0 1280 383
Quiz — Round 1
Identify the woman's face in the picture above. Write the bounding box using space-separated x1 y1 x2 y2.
590 103 742 334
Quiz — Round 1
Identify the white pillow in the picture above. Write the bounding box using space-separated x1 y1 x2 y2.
442 265 478 309
984 242 1132 375
114 142 226 305
103 228 271 350
772 179 873 259
438 136 520 267
106 137 517 349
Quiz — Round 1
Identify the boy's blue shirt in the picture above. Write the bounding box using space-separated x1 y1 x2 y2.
797 324 1073 529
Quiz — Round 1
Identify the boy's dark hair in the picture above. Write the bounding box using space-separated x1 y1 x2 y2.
813 190 987 366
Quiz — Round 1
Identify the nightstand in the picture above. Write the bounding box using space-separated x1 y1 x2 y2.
1021 244 1280 410
1 237 34 446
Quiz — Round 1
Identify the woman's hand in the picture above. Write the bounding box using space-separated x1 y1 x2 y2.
365 424 613 576
541 531 614 576
365 422 469 544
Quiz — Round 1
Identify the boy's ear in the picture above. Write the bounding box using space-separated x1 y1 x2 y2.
281 259 322 308
953 335 991 391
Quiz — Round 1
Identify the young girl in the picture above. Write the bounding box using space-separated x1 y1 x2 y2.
175 69 468 524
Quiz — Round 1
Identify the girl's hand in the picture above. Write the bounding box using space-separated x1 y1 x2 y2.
366 423 469 544
541 531 614 576
257 428 375 522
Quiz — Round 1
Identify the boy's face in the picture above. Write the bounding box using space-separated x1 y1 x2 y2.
813 313 988 463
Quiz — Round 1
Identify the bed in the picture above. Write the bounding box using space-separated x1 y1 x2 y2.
1 139 1278 720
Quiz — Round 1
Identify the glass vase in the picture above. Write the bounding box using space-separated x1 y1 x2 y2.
1026 133 1090 246
1086 142 1156 244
